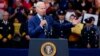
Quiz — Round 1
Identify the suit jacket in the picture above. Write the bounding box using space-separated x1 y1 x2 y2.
20 21 28 36
28 14 53 38
0 20 14 40
81 24 99 48
52 20 74 39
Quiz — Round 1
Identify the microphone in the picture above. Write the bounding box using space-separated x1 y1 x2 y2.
42 15 47 28
42 15 46 20
42 15 47 36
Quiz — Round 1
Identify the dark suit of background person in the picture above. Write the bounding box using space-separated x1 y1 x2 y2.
0 18 14 48
81 17 99 48
20 20 30 48
52 10 74 39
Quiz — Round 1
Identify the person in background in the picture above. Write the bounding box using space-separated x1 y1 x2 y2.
12 18 21 48
22 0 32 10
81 17 99 48
68 14 76 22
69 14 84 48
52 9 79 39
95 0 100 26
0 0 7 10
10 0 28 23
43 0 59 16
20 15 31 48
0 11 14 48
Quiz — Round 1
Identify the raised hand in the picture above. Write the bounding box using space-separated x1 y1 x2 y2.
72 19 80 25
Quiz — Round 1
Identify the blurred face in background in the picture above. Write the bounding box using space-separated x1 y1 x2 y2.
36 2 46 16
58 15 65 20
3 11 9 21
14 18 19 23
95 0 100 8
70 15 76 20
0 0 5 9
88 8 93 14
15 0 22 7
69 15 76 22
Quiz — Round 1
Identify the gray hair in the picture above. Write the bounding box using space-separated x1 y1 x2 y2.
35 1 45 8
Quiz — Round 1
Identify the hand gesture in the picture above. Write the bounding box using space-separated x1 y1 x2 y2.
25 35 31 40
72 19 80 25
40 20 47 27
87 43 91 48
2 38 7 43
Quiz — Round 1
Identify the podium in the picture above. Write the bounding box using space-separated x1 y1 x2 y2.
28 38 69 56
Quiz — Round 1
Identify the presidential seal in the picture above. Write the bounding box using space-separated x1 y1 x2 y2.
41 42 56 56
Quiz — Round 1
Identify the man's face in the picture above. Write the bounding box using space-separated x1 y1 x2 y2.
15 0 22 7
3 12 9 21
36 3 46 16
58 15 65 20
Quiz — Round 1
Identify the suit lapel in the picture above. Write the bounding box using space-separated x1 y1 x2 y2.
35 15 41 26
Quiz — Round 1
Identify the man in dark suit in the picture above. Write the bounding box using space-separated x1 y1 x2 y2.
81 17 99 48
52 10 73 39
0 11 14 48
52 9 79 39
28 1 53 38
